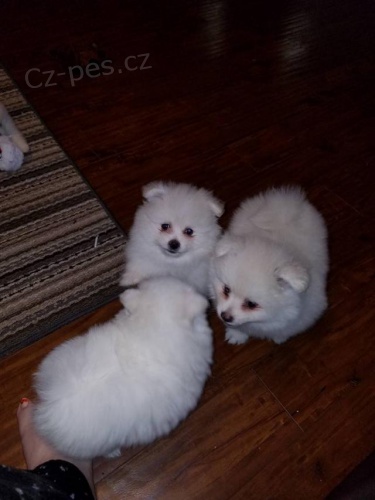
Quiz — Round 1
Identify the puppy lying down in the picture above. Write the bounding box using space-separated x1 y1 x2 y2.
33 277 213 459
210 186 329 344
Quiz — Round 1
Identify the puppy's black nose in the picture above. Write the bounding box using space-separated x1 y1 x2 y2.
168 239 180 251
221 311 234 323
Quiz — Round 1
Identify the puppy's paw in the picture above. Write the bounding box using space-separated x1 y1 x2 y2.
120 269 142 287
272 336 289 345
105 448 122 458
225 328 249 345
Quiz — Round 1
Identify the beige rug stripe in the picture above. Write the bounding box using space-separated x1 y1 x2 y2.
0 66 127 357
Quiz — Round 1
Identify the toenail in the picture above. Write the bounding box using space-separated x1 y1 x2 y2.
19 397 29 407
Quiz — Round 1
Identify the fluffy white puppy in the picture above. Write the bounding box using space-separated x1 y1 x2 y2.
210 186 328 344
33 277 213 460
120 181 224 296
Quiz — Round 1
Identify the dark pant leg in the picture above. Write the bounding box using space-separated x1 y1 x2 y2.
0 460 94 500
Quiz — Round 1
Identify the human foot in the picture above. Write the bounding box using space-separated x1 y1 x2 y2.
17 398 95 494
17 398 64 469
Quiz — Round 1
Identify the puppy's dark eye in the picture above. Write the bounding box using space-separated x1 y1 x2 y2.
160 223 171 231
183 227 194 236
243 299 258 310
223 285 231 297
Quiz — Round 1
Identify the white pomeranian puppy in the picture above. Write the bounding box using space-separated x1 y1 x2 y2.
120 181 224 296
33 277 212 460
210 186 328 344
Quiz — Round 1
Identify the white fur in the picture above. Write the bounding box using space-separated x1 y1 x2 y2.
120 181 224 296
0 104 29 172
0 103 29 153
33 277 213 459
210 186 328 344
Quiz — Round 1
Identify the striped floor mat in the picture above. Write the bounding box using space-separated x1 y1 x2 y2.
0 67 126 357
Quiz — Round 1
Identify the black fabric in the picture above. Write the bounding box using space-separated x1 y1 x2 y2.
326 451 375 500
0 460 94 500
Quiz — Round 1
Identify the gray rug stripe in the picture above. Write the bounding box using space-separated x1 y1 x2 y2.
0 67 127 358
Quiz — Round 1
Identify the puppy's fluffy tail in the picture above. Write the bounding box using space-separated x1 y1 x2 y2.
259 185 307 226
232 185 307 232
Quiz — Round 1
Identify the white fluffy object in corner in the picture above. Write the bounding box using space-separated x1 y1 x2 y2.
0 136 24 172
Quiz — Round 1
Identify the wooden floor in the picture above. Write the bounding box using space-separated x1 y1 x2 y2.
1 0 375 498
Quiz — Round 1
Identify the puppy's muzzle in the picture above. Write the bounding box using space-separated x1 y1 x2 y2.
168 239 181 253
220 311 234 323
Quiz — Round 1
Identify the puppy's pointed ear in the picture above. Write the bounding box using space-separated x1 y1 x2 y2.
119 286 140 308
208 195 224 218
142 182 168 201
185 289 208 318
275 262 309 293
215 235 243 257
198 188 224 217
215 236 233 257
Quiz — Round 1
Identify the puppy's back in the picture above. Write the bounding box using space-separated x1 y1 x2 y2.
230 186 304 230
230 186 327 269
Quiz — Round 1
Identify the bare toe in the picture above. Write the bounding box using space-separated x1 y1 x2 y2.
17 398 59 469
17 398 95 495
